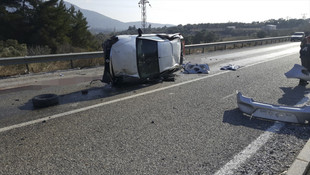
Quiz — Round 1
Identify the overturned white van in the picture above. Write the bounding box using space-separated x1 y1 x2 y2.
102 33 184 84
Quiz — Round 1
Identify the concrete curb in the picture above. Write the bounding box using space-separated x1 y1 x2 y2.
287 139 310 175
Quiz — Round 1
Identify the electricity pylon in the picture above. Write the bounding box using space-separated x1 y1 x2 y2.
138 0 151 32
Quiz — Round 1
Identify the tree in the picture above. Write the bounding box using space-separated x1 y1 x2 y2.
69 9 92 48
1 0 99 53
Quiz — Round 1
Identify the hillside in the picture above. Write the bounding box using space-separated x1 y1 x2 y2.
64 1 174 33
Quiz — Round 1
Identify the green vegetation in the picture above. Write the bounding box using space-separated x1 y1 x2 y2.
0 0 99 56
0 40 27 57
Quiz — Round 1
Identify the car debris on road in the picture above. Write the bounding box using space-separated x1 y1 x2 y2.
32 94 59 109
285 64 310 81
220 64 241 71
237 92 310 124
182 63 210 74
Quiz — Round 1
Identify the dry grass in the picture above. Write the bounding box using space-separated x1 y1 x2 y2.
0 64 28 77
0 57 105 77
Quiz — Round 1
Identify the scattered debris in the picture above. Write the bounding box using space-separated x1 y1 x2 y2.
285 64 310 81
161 74 175 81
81 90 88 95
237 92 310 124
220 64 241 71
32 94 59 108
183 63 210 74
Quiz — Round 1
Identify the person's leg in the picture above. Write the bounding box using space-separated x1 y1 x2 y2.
299 57 310 85
299 79 308 86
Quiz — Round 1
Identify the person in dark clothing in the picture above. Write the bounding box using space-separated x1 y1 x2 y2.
299 34 310 86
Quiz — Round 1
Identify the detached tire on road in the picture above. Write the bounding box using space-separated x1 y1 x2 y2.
32 94 59 108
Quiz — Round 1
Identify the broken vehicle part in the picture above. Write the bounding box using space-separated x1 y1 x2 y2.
183 63 210 74
220 64 240 71
285 64 310 81
102 33 184 84
237 92 310 124
32 94 59 108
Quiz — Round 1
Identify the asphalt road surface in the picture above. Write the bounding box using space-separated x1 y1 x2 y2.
0 42 310 175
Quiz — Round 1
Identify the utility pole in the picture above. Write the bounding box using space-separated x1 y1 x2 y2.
138 0 151 32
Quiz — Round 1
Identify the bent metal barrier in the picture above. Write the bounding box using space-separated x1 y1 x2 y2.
0 36 291 72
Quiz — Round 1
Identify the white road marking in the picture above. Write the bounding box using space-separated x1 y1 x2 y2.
0 51 295 133
214 92 310 175
222 92 237 100
214 122 285 175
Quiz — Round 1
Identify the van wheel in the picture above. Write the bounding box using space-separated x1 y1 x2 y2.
32 94 59 108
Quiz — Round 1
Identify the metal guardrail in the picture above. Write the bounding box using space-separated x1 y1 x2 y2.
0 51 103 66
0 36 291 67
185 36 291 54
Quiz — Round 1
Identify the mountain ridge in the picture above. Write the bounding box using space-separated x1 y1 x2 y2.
64 1 174 33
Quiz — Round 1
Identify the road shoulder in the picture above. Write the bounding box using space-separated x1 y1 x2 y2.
287 138 310 175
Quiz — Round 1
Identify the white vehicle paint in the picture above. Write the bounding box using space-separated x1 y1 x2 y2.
285 64 310 81
102 34 184 84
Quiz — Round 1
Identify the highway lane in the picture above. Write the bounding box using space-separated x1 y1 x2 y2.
0 42 310 174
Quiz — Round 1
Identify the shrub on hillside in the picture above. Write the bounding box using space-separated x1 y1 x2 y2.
27 45 51 56
0 39 27 57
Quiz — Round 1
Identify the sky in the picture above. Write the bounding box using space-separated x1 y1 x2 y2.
65 0 310 25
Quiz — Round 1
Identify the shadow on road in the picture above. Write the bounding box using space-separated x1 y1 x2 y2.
278 85 308 106
18 80 163 111
222 108 273 131
223 108 310 139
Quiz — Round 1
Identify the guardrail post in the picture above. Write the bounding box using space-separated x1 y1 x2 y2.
70 60 74 68
25 64 30 74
